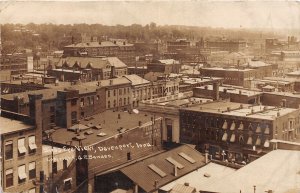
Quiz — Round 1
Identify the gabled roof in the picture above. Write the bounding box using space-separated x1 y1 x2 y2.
57 57 126 69
120 145 206 192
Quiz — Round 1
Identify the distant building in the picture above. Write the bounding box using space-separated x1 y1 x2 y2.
63 41 136 66
1 52 33 75
147 59 181 74
167 39 191 52
204 38 247 52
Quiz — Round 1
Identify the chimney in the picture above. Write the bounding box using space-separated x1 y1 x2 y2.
154 180 159 189
138 121 142 126
97 81 101 87
184 182 189 187
213 82 220 101
205 152 209 164
99 42 101 45
204 85 208 90
114 40 116 44
109 79 113 86
173 165 178 177
118 113 121 119
123 41 126 45
110 66 116 79
239 90 242 95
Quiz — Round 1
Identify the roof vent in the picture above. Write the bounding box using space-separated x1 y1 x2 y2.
184 182 189 186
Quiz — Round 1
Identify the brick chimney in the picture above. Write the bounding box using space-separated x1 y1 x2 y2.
213 82 220 101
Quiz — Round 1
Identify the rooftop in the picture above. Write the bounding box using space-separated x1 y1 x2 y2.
241 60 272 68
50 110 158 146
287 70 300 76
200 150 300 193
123 74 150 86
120 145 206 193
158 59 180 65
160 162 236 192
201 67 253 72
182 101 297 120
65 41 133 48
181 77 223 85
0 117 33 135
195 85 261 97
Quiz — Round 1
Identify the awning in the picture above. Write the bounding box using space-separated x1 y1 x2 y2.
255 136 261 146
230 122 236 130
222 132 228 141
264 139 270 148
29 136 37 150
29 162 36 170
255 124 261 133
264 126 270 134
230 134 236 142
28 188 36 193
5 169 13 175
222 120 228 130
18 165 27 180
247 136 253 145
18 138 26 154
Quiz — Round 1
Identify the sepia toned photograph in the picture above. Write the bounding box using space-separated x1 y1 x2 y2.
0 1 300 193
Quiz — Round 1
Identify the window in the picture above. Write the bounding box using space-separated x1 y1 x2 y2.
124 98 126 105
119 89 122 95
80 98 84 107
64 178 72 191
91 96 94 105
52 161 57 174
5 141 13 160
18 165 27 184
107 90 110 97
124 88 126 94
127 152 131 160
71 99 77 106
71 111 77 124
29 162 36 179
96 95 99 100
119 98 122 106
63 159 68 170
18 138 26 157
113 90 116 96
108 101 111 108
50 106 55 113
87 97 91 106
5 169 13 188
50 115 55 124
28 136 37 154
113 100 116 107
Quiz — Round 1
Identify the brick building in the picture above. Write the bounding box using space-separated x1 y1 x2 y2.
1 95 43 193
63 41 136 66
166 39 191 52
48 56 128 82
179 101 300 162
147 59 181 74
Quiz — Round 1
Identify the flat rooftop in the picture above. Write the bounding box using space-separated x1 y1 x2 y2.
195 85 262 97
0 116 33 135
182 101 297 120
160 162 236 192
50 110 158 146
201 67 253 72
181 77 222 85
200 150 300 193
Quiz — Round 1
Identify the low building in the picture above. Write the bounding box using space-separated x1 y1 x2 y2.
251 77 296 92
193 85 262 104
148 59 181 74
119 144 207 193
124 74 152 108
179 77 223 93
180 101 300 162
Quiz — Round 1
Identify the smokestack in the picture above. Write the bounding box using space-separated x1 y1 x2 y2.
213 82 220 101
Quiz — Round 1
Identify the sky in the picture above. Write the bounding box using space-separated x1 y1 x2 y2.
0 0 300 29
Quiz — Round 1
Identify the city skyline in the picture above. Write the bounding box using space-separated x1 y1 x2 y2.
0 1 300 30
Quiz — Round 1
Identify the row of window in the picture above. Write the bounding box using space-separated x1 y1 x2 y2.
5 162 36 188
107 97 130 108
80 95 99 107
5 136 37 160
107 88 130 97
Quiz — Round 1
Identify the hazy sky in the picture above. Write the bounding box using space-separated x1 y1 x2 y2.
0 1 300 29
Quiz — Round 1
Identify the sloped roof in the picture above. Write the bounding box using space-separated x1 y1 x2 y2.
123 74 150 86
57 57 126 69
120 145 206 192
